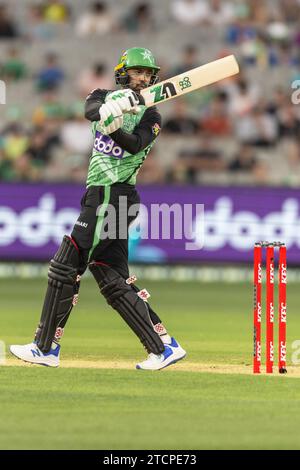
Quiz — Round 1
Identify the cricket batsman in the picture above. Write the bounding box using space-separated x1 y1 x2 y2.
10 47 186 370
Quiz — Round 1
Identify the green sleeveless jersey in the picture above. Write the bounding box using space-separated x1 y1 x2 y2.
86 106 156 187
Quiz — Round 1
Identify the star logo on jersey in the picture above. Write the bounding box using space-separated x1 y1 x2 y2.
152 123 161 136
141 49 152 62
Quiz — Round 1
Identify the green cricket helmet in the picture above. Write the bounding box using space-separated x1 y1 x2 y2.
114 47 160 86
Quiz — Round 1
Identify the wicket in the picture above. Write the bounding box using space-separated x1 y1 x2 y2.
253 241 287 374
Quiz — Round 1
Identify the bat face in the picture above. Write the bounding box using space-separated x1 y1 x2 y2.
140 55 239 107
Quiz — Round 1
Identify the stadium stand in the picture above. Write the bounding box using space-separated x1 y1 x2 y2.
1 0 300 186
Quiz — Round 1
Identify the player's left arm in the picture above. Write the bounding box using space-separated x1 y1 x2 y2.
110 106 162 154
85 88 111 121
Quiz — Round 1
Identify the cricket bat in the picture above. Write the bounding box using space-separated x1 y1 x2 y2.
140 55 239 107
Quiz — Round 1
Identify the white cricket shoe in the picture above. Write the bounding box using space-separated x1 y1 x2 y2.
136 337 186 370
10 342 60 367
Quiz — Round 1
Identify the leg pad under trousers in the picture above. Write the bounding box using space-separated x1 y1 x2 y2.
35 236 80 353
89 263 164 355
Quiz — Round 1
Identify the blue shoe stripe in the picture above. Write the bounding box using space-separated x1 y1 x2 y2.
31 349 41 358
162 346 173 361
30 345 60 359
43 345 60 357
170 337 179 348
160 353 186 370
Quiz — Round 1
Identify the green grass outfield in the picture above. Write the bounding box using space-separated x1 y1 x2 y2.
1 278 300 450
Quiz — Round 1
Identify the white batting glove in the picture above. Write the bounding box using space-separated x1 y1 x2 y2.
98 101 124 134
106 89 141 114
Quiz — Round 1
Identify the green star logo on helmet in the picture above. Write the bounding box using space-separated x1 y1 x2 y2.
141 49 153 62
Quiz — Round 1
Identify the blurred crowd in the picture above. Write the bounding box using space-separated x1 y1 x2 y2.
1 0 300 38
1 0 300 186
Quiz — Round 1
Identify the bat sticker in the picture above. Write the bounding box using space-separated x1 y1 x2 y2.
150 82 177 103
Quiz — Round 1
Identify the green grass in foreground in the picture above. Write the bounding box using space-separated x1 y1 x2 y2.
0 279 300 449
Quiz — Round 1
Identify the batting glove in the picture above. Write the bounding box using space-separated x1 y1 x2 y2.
98 101 124 135
106 89 141 114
